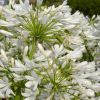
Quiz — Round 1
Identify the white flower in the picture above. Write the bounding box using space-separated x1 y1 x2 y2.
10 60 32 73
76 79 92 87
11 58 14 67
37 0 43 6
71 35 83 45
34 51 47 62
23 46 28 57
22 88 37 100
37 43 45 55
0 0 100 99
39 14 49 24
52 44 67 58
0 76 14 98
0 20 17 27
9 0 15 6
85 89 95 97
76 61 96 73
10 60 26 72
91 83 100 92
78 71 100 79
37 43 52 58
0 6 3 11
67 48 83 60
12 73 25 82
0 30 13 36
11 0 32 15
0 49 8 61
25 71 41 90
23 71 40 100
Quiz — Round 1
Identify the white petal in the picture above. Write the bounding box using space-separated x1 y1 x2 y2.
76 79 92 87
37 0 43 6
32 81 38 90
24 97 35 100
34 55 45 61
67 49 82 60
85 89 95 97
37 43 46 57
0 60 4 67
22 92 31 97
25 81 34 88
0 30 13 36
41 15 48 24
10 68 25 72
91 83 100 92
13 73 21 78
25 76 33 81
3 76 8 82
0 84 6 88
15 60 25 68
6 89 14 97
64 25 75 29
45 50 52 57
0 92 4 98
59 45 64 52
0 20 15 27
1 49 8 61
11 58 15 67
23 46 28 57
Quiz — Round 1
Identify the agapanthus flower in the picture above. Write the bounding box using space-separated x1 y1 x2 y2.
0 76 14 98
0 0 100 99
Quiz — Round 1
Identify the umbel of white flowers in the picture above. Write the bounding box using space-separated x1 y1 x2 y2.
0 0 100 100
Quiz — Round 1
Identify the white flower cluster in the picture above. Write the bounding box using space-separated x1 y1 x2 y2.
0 0 100 100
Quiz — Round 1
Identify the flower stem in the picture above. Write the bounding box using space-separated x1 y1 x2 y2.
29 40 36 59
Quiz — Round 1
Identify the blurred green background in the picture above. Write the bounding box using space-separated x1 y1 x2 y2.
67 0 100 18
43 0 63 6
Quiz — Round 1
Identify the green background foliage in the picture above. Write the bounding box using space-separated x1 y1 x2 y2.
43 0 63 6
67 0 100 18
